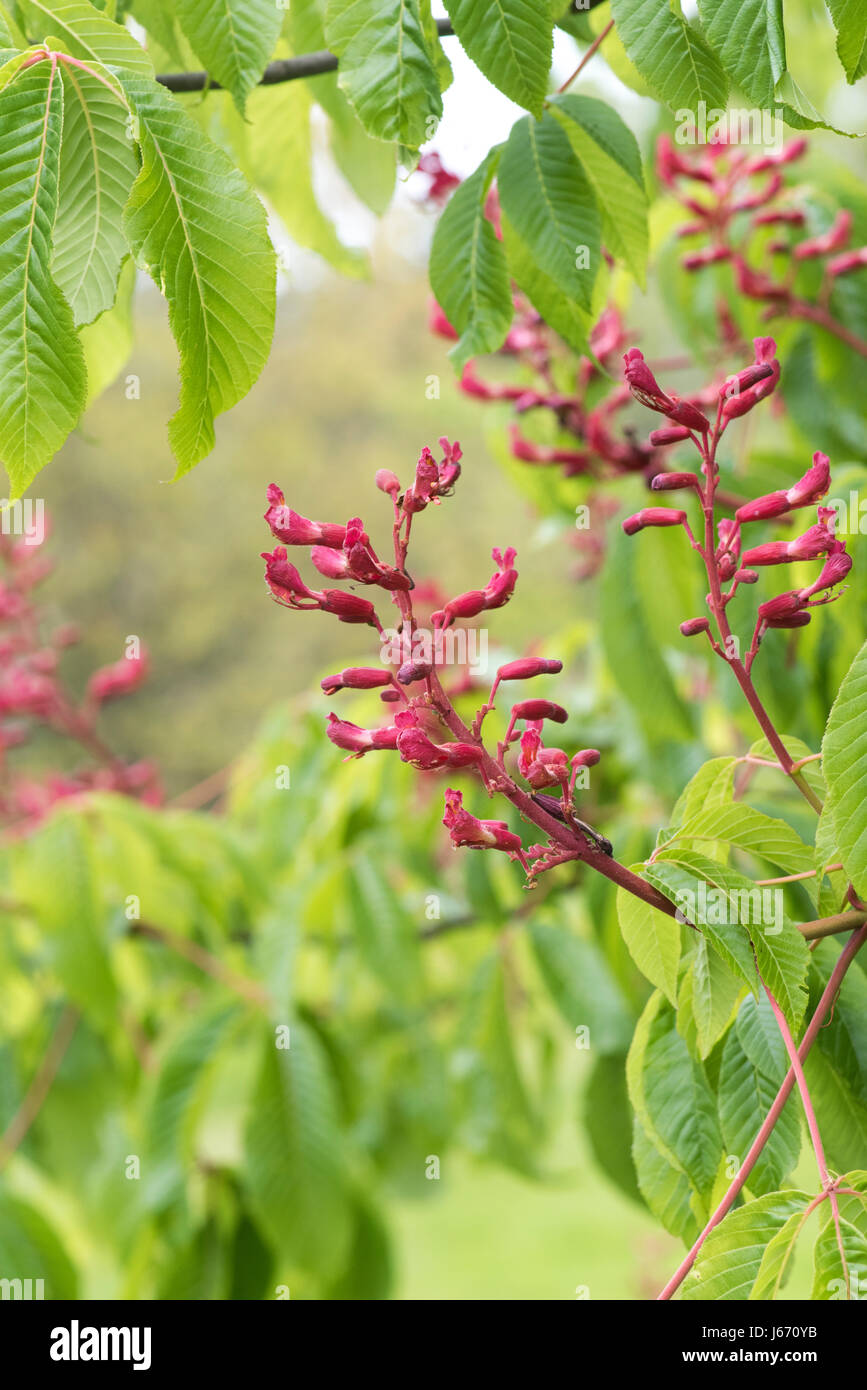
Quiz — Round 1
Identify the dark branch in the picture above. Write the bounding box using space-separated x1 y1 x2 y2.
155 6 609 94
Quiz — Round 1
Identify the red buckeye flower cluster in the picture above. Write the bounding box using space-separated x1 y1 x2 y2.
621 336 851 696
659 133 867 355
260 446 608 882
0 525 158 834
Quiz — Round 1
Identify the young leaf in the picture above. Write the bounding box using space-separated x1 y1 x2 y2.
442 0 553 117
52 65 137 326
664 803 815 880
120 72 276 475
325 0 443 149
174 0 283 113
825 0 867 83
429 147 512 371
20 0 153 74
686 936 744 1059
669 757 736 830
609 0 729 114
822 638 867 897
0 61 87 496
245 1021 352 1279
549 93 648 287
498 112 601 314
682 1190 812 1299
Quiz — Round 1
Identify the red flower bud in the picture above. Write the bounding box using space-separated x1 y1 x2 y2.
495 658 562 683
787 452 830 507
320 667 393 695
376 469 401 496
651 471 698 490
682 247 730 271
735 569 759 583
397 658 432 684
757 591 805 624
571 748 601 768
680 617 710 637
510 699 568 724
264 485 347 549
88 647 149 703
319 590 380 626
735 492 790 524
794 210 853 261
622 508 687 535
649 428 691 447
827 248 867 278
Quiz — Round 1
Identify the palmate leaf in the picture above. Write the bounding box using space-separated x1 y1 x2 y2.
119 71 276 476
429 147 512 371
443 0 553 117
609 0 729 114
175 0 283 113
20 0 153 74
52 65 137 326
324 0 443 149
0 60 87 496
822 638 867 897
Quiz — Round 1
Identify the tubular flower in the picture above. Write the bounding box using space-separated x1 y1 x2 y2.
432 547 518 628
442 788 526 861
623 349 710 432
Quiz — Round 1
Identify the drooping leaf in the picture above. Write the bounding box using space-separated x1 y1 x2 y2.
429 146 512 371
0 1192 78 1299
175 0 283 112
609 0 729 114
0 61 87 496
549 93 648 287
79 253 134 402
52 64 137 325
822 638 867 897
811 1174 867 1299
633 1118 702 1243
120 72 276 475
443 0 553 116
684 935 744 1058
583 1053 642 1205
325 0 443 149
825 0 867 83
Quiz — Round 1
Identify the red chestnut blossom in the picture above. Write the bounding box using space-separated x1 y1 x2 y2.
88 647 149 703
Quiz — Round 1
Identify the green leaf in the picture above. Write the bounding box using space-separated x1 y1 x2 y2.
325 0 443 149
499 111 601 315
0 1192 78 1298
245 1021 352 1279
718 1026 801 1196
663 803 815 879
21 0 153 73
627 992 722 1205
822 638 867 897
0 61 87 496
803 1048 867 1174
650 850 809 1030
609 0 729 114
443 0 553 116
685 936 744 1058
347 857 423 999
617 877 681 1004
549 93 648 287
52 64 137 325
500 208 594 355
324 1190 393 1300
697 0 840 131
529 921 634 1054
79 253 134 401
811 1174 867 1299
583 1053 642 1204
120 72 276 475
669 757 736 829
633 1118 702 1242
682 1190 812 1299
175 0 282 111
230 80 366 278
429 147 513 371
826 0 867 83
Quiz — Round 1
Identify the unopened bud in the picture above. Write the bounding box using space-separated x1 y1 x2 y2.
680 617 710 637
649 428 691 447
376 469 401 497
651 471 698 490
511 699 568 724
622 508 687 535
496 658 562 683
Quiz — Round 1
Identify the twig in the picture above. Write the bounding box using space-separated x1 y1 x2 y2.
0 1006 79 1173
